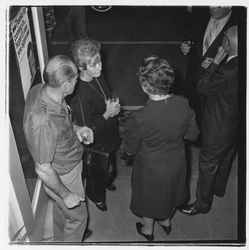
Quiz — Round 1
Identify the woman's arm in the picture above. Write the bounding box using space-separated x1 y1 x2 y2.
184 100 200 141
123 113 142 155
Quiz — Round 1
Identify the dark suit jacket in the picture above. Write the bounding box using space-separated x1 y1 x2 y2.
197 57 238 145
183 7 238 119
187 8 237 74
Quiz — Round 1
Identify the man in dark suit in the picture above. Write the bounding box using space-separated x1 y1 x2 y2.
179 25 238 215
181 6 237 125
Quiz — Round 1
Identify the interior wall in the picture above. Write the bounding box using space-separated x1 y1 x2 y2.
51 6 190 106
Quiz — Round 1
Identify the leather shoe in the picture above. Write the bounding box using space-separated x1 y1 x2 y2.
178 202 208 216
95 202 107 211
106 184 117 191
136 222 154 242
158 223 171 236
214 188 225 197
82 229 92 241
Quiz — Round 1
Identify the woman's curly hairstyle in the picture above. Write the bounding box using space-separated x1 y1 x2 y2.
70 38 101 68
137 56 175 95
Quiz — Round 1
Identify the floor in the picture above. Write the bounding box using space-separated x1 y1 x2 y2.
42 143 239 245
83 144 238 244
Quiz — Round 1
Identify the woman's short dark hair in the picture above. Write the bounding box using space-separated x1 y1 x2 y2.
43 55 77 88
137 56 175 95
70 38 101 68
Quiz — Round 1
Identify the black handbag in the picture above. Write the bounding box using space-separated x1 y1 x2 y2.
83 145 110 182
77 94 110 182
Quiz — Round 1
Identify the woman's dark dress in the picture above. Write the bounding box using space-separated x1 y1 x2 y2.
67 74 120 203
124 95 199 219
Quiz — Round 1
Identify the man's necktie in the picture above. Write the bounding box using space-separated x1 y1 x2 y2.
203 20 219 55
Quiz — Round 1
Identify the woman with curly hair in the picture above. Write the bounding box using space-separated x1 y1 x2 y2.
67 38 121 212
124 56 199 241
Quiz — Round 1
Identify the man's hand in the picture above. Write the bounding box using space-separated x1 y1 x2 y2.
35 162 85 209
180 41 192 55
62 191 85 209
201 57 214 69
213 46 227 65
74 126 94 144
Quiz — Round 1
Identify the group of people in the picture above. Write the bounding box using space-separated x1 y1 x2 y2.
178 6 238 216
23 6 238 243
23 38 120 242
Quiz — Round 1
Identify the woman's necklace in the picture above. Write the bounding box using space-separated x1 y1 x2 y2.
94 78 108 102
86 77 108 103
79 72 108 102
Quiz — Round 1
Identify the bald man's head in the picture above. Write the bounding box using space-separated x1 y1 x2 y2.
222 25 238 56
43 55 78 88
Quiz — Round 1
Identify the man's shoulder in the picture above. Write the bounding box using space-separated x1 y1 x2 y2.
25 84 49 127
215 58 237 75
26 84 43 105
28 83 43 95
27 103 48 128
29 111 48 131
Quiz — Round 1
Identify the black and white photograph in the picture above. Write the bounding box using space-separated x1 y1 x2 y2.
3 1 247 248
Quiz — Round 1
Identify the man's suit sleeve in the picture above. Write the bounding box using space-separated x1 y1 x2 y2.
197 63 227 96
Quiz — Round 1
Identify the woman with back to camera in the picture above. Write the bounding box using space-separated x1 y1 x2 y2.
124 56 199 241
67 38 121 211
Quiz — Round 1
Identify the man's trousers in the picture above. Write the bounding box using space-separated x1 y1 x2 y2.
196 140 237 212
44 160 88 242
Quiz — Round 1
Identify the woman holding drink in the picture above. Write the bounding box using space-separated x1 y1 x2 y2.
67 38 121 211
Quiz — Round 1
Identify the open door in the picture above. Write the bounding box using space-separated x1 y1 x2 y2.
8 6 50 242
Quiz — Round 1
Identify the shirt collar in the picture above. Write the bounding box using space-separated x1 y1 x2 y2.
42 85 64 114
210 10 231 27
227 55 237 62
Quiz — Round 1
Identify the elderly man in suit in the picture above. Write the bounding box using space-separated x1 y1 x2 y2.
179 25 238 215
181 6 237 125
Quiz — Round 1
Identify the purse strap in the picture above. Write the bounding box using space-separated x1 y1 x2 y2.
78 95 94 152
78 95 86 126
78 78 106 126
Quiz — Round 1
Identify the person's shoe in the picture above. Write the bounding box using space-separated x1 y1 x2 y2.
178 202 208 216
136 222 154 242
214 188 226 197
158 223 171 236
82 229 92 242
95 202 107 211
106 184 117 191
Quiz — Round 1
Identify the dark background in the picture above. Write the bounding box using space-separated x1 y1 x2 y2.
52 6 191 106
